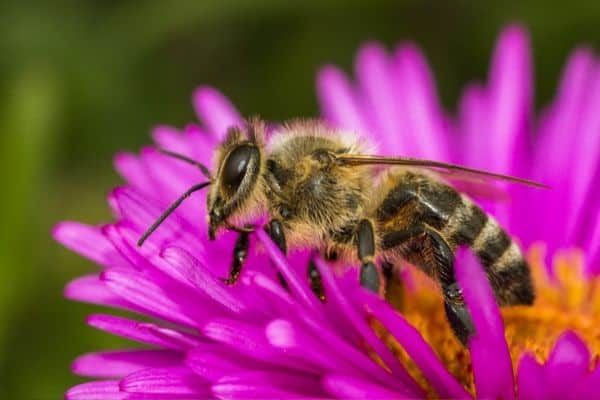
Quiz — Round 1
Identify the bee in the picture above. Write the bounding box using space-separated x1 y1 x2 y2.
138 119 546 344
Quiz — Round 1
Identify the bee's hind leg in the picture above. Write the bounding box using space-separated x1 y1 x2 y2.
443 282 475 346
428 230 475 345
382 225 475 345
382 261 404 310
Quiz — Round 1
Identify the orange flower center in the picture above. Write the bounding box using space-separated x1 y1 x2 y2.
376 245 600 396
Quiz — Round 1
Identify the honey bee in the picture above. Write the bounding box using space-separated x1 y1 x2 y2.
138 119 546 344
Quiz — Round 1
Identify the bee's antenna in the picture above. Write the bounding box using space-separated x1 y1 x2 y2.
158 148 212 180
137 181 211 247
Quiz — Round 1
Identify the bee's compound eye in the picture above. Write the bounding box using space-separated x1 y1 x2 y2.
223 144 256 191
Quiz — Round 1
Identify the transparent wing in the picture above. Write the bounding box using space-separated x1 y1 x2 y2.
334 153 548 202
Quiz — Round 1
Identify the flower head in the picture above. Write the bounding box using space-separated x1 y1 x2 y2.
56 25 600 399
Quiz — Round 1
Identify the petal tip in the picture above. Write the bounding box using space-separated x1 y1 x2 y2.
52 221 72 242
499 23 529 43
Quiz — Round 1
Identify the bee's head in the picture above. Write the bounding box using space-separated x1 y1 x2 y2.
207 120 265 239
135 119 266 247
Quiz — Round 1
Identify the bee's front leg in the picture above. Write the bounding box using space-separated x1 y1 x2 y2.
265 219 289 289
223 231 250 285
265 219 287 254
356 219 381 294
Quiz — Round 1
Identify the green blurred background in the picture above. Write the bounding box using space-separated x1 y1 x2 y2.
0 0 598 397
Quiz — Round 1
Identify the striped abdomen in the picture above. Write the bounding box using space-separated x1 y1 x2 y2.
376 172 534 307
444 197 534 306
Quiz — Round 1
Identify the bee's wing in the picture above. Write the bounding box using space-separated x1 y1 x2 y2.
334 154 548 200
432 171 512 202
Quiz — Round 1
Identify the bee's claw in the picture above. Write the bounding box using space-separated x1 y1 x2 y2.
444 292 475 345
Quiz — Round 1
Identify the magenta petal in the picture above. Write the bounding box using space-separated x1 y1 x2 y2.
534 48 594 182
137 322 202 349
152 125 193 156
102 223 158 272
181 123 218 162
255 229 322 314
323 373 404 399
267 316 412 393
517 353 546 400
160 246 246 314
106 222 202 276
544 331 591 395
64 275 134 310
86 314 199 350
241 271 297 317
587 220 600 273
214 371 323 398
114 152 154 193
185 343 275 383
101 267 206 327
316 65 369 135
120 366 208 396
136 152 205 221
458 83 488 168
265 318 371 375
109 187 184 236
202 318 284 364
487 24 532 174
455 249 514 399
570 363 600 399
72 349 182 378
314 258 421 393
358 290 470 399
212 381 310 399
53 222 127 268
355 43 401 150
192 86 242 139
65 380 126 400
565 67 600 242
393 43 448 159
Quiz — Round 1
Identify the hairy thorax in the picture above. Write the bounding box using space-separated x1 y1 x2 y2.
264 128 371 255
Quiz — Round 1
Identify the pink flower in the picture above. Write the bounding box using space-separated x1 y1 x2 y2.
55 25 600 399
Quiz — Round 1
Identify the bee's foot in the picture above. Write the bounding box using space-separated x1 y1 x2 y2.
360 261 381 294
220 276 237 286
444 299 475 345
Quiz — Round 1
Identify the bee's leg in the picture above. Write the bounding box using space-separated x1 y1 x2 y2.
223 231 250 285
264 219 289 289
382 261 404 310
304 249 337 301
443 283 474 346
382 225 474 345
266 219 287 254
356 219 381 294
427 229 475 345
307 258 325 301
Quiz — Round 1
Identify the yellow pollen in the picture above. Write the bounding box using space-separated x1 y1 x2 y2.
374 245 600 397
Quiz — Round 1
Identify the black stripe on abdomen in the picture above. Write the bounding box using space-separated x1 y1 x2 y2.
474 222 511 267
448 199 535 306
449 202 488 246
376 175 462 230
376 183 417 221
